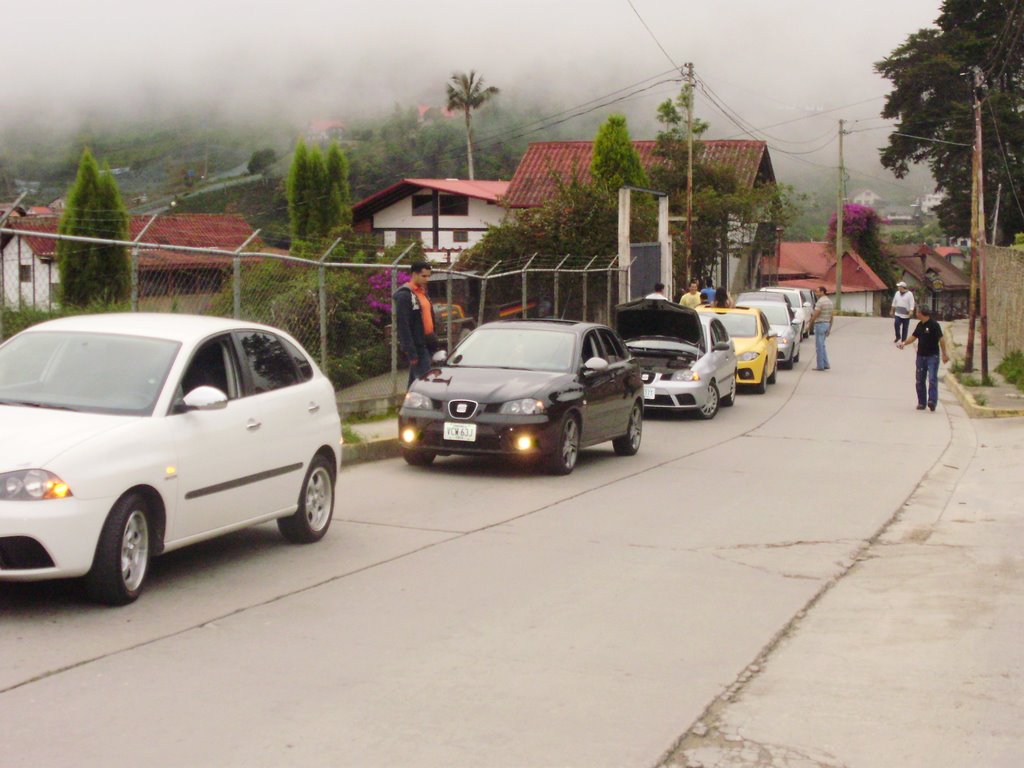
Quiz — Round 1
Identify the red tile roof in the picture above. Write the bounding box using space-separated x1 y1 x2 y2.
503 139 774 208
353 178 510 220
4 214 259 271
764 241 887 294
891 243 969 290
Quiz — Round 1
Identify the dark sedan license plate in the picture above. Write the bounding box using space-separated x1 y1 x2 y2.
443 422 477 442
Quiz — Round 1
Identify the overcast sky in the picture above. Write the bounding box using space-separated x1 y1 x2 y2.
7 0 945 188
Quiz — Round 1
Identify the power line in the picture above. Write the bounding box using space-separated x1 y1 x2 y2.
625 0 681 72
985 97 1024 224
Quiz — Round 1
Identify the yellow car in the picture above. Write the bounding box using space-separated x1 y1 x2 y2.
697 306 778 393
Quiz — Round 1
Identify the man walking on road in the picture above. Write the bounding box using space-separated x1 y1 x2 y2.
891 281 916 344
809 285 833 370
897 306 949 411
393 261 434 386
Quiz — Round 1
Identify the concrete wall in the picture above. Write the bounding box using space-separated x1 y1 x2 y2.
985 245 1024 354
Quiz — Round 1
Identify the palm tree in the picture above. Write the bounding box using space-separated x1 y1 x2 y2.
446 70 499 180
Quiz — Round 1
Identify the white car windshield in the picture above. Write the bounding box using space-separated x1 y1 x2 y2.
448 328 575 372
0 331 180 415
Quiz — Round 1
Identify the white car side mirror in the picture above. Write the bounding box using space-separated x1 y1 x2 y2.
182 385 228 411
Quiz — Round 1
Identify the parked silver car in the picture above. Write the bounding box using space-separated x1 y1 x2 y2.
616 298 737 419
740 300 800 368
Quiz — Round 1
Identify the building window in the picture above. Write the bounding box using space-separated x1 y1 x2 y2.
411 195 434 216
439 195 468 216
19 265 31 283
453 230 469 243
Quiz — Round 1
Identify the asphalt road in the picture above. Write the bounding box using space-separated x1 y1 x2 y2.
1 316 1017 767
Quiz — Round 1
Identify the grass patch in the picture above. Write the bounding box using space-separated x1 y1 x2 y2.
975 394 988 406
341 425 364 445
346 407 398 424
996 350 1024 392
949 359 965 375
957 373 983 387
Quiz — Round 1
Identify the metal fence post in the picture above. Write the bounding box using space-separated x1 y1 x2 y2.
606 255 617 323
389 244 414 394
318 238 344 374
0 193 26 341
231 230 261 320
478 261 500 326
445 252 454 352
581 256 598 322
130 213 160 312
522 253 538 318
553 255 569 317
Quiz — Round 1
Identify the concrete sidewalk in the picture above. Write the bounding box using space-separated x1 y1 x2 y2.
943 318 1024 417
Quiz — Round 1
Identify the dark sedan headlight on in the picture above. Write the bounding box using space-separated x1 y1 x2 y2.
403 391 434 410
0 469 73 501
498 398 547 415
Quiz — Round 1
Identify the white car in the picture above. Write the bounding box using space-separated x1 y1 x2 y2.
761 286 813 338
0 314 341 605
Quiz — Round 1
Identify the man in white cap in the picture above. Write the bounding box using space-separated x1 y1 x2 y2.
891 281 916 344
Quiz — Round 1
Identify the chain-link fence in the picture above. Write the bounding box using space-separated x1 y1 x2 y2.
1 227 623 407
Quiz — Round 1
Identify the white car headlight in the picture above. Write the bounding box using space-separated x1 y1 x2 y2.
499 398 546 415
738 351 760 361
670 369 700 382
0 469 73 501
403 391 434 410
777 338 789 346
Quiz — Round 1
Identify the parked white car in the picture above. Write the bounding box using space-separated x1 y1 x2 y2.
761 287 813 338
0 314 341 605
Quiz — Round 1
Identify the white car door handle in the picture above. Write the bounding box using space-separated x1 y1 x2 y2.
307 402 320 413
245 419 262 431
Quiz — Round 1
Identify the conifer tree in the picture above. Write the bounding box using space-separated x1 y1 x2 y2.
287 140 313 242
57 149 130 306
590 115 647 191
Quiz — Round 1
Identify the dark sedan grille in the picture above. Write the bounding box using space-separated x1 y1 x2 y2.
447 399 479 419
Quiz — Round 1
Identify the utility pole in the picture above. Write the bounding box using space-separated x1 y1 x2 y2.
685 62 695 285
835 119 845 311
966 67 986 374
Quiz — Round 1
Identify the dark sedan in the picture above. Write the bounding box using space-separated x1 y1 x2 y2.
398 320 644 474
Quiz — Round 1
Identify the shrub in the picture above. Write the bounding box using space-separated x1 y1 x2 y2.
996 350 1024 392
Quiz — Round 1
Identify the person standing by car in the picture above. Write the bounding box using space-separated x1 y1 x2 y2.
897 306 949 411
645 283 669 300
712 286 733 308
891 281 916 344
393 261 434 385
700 278 716 305
678 279 702 308
809 285 833 370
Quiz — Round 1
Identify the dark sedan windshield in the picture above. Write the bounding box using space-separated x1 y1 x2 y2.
449 328 576 372
0 331 180 415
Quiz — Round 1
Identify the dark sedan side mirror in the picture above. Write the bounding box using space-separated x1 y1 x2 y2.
582 356 609 375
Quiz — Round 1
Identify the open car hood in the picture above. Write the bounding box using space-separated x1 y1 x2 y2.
615 298 702 346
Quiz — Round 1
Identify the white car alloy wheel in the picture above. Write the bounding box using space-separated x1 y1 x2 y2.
278 455 336 543
85 492 152 606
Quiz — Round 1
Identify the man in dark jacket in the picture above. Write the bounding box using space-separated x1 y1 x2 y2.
393 261 433 385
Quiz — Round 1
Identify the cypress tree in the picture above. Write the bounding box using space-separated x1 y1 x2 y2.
590 115 647 192
287 140 312 243
326 142 352 227
57 149 130 306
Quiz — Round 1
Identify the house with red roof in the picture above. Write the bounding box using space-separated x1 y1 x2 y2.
890 244 970 319
503 139 774 209
1 214 260 309
352 178 510 262
761 241 889 315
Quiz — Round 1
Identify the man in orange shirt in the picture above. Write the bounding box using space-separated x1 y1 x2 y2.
393 261 435 385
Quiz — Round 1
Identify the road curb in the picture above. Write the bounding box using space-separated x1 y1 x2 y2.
944 372 1024 418
341 438 401 467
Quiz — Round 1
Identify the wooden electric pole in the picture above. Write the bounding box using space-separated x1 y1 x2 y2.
835 119 845 310
966 68 987 375
685 62 695 284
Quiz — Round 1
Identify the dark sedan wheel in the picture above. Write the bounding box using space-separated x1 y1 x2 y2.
84 492 151 606
545 414 580 475
696 382 720 420
612 400 643 455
